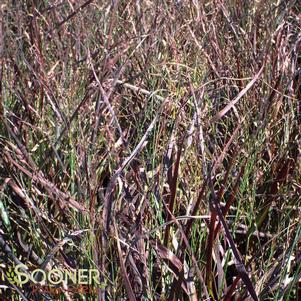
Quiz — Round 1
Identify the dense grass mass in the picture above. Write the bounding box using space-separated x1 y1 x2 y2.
0 1 300 300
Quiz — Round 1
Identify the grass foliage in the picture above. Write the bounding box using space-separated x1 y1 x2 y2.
0 0 300 300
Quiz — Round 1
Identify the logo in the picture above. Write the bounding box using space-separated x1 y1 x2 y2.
1 262 105 298
1 264 103 290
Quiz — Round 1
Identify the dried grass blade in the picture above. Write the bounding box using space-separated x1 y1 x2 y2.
208 169 258 301
209 65 264 124
114 225 137 301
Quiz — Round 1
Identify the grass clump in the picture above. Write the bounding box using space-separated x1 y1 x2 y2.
0 1 300 300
